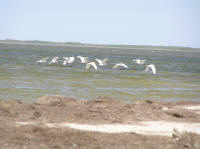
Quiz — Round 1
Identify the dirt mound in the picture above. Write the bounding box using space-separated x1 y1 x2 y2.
37 95 77 104
0 95 200 149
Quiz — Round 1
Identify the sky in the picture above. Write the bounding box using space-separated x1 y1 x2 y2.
0 0 200 48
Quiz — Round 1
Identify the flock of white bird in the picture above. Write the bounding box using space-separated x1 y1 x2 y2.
36 56 156 75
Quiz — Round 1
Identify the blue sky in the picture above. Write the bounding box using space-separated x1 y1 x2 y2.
0 0 200 48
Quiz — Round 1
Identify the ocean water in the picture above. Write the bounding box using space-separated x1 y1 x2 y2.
0 42 200 102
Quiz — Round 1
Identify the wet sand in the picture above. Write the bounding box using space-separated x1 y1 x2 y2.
1 95 200 149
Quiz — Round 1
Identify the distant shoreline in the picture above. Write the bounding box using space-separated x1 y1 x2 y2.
0 40 199 52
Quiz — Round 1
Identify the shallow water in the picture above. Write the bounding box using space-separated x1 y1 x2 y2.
0 43 200 102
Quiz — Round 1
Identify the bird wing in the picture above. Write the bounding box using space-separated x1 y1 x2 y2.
113 63 128 69
123 64 128 68
119 63 128 68
36 59 42 63
84 57 89 63
50 57 59 63
102 58 108 65
52 57 58 61
77 56 85 62
150 65 156 74
63 60 67 65
77 56 82 60
90 62 97 70
80 57 84 62
70 57 75 61
69 57 75 63
49 58 54 64
86 63 91 69
113 64 119 69
66 57 70 61
95 59 101 65
145 65 150 72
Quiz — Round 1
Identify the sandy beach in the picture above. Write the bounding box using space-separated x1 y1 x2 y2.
1 95 200 149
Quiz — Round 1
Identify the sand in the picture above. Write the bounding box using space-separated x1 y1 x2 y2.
1 95 200 149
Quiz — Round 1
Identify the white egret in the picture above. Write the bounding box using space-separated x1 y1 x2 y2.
95 58 108 66
113 63 128 69
145 64 156 75
77 56 88 63
132 59 146 64
86 62 98 70
49 57 59 64
63 57 75 65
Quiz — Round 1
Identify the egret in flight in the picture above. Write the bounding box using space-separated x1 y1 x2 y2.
86 62 98 70
63 57 75 65
49 57 59 64
77 56 88 63
113 63 128 69
95 58 108 66
132 59 146 64
145 64 156 75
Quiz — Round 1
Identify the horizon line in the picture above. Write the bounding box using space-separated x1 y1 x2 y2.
0 38 199 50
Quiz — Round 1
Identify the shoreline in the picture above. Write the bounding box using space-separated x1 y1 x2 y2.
0 41 199 53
